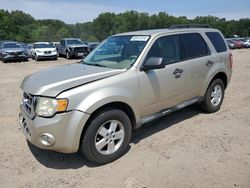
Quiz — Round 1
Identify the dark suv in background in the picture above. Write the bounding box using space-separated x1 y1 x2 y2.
57 38 89 59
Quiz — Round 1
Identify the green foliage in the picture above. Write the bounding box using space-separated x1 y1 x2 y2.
0 9 250 43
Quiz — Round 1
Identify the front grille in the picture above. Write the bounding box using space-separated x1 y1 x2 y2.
22 93 36 119
44 51 52 54
9 51 23 55
20 115 31 137
74 47 88 53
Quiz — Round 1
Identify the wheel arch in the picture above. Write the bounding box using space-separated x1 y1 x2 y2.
78 101 136 150
202 71 228 96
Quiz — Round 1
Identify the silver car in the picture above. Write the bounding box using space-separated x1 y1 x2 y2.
19 26 232 164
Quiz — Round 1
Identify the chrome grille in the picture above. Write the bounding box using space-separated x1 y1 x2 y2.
10 51 23 55
19 114 31 137
44 51 52 54
74 47 88 53
22 93 35 119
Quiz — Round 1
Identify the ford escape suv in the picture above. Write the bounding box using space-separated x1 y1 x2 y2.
19 25 232 164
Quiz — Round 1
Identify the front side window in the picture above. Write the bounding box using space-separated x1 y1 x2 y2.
182 33 210 59
147 35 181 65
83 35 149 69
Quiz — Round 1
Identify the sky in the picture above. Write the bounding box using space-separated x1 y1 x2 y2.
0 0 250 24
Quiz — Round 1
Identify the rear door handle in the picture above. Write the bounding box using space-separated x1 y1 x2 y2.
206 60 214 67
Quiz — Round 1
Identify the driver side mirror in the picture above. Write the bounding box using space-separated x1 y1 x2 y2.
140 57 165 71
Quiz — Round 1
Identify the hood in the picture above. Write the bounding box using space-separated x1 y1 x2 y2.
21 63 125 97
34 48 56 52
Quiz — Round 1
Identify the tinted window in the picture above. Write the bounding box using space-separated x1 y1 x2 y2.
182 33 209 59
147 35 181 65
206 32 227 53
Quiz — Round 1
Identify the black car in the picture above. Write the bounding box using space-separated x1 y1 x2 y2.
88 42 100 52
0 41 28 63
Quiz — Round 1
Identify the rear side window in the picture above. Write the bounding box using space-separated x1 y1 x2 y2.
206 32 227 53
182 33 210 59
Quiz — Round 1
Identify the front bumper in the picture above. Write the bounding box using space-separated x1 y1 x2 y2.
36 52 57 59
37 55 57 59
3 55 27 61
19 105 90 153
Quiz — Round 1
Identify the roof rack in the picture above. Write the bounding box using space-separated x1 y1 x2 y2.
169 24 211 29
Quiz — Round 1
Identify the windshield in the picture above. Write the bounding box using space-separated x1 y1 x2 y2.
33 43 54 48
82 35 149 69
66 39 84 45
3 43 22 48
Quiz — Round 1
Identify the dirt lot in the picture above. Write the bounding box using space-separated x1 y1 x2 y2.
0 50 250 188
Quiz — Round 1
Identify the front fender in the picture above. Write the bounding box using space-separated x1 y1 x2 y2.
75 87 140 120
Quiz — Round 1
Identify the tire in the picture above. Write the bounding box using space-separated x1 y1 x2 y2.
80 109 132 165
66 51 71 59
35 54 39 61
201 79 225 113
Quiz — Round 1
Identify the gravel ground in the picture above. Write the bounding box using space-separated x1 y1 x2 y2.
0 51 250 188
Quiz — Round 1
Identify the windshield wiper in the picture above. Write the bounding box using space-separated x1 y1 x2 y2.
82 61 107 68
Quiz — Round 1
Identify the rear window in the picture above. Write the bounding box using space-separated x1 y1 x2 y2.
182 33 210 59
206 32 227 53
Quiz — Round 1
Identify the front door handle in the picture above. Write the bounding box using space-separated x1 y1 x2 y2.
206 60 214 67
173 68 183 78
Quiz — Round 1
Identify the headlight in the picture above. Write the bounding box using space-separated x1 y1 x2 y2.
69 47 73 51
35 97 68 117
36 50 42 53
2 51 8 56
52 49 57 53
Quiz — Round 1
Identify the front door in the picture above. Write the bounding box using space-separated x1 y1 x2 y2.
138 34 189 117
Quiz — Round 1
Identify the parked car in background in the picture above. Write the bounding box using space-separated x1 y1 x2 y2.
0 41 28 63
226 40 236 49
229 39 243 49
243 39 250 48
88 42 100 52
26 44 33 58
21 43 32 58
58 38 89 59
51 42 60 55
31 42 57 61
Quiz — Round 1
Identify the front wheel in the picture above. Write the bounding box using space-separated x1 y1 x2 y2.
66 51 71 59
80 109 132 165
35 54 39 61
200 79 225 113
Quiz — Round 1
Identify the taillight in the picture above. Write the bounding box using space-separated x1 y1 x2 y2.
229 53 233 69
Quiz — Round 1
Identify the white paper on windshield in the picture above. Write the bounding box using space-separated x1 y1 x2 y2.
130 36 149 41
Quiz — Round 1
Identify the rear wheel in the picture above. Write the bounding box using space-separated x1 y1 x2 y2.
201 79 225 113
80 109 132 165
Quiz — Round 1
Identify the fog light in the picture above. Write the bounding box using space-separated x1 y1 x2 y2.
39 133 55 146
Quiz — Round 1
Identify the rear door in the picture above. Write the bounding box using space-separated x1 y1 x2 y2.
180 33 212 97
138 34 189 117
